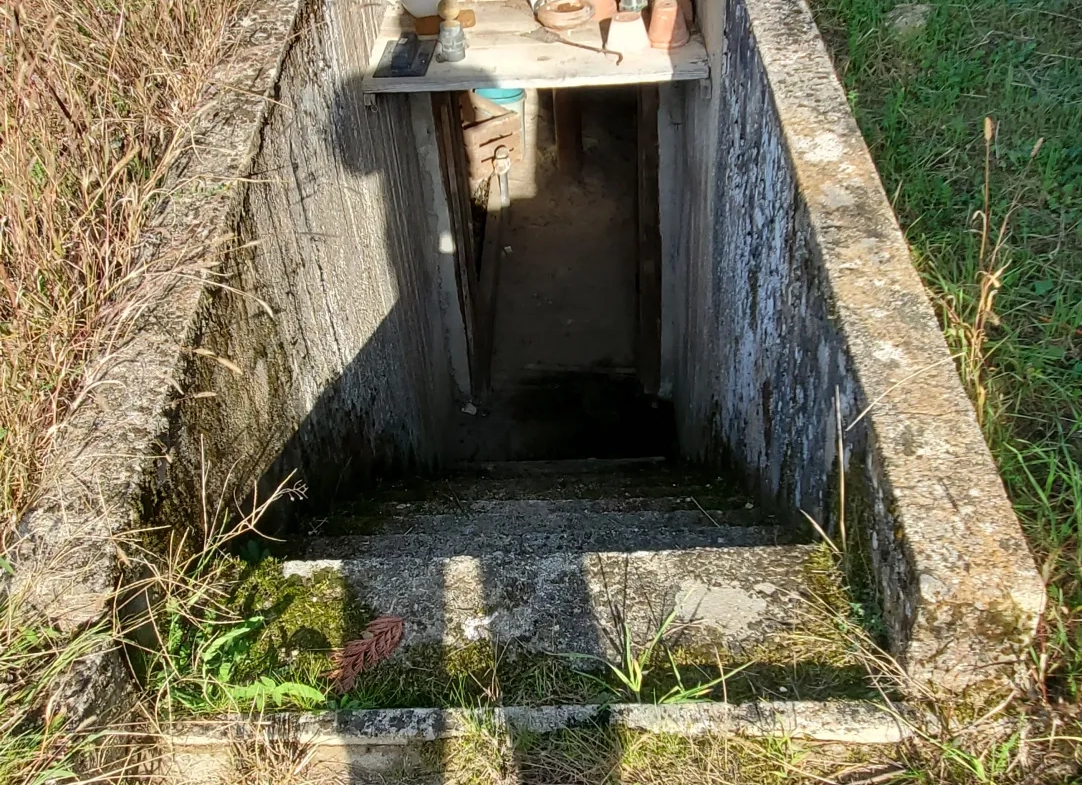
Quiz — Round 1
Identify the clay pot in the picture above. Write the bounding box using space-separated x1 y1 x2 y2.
647 0 689 49
536 0 595 30
606 10 650 51
587 0 618 22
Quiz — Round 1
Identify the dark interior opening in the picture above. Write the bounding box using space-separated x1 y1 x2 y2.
443 86 672 462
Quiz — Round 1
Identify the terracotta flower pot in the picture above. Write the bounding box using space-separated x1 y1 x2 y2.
647 0 689 49
606 10 650 51
587 0 618 22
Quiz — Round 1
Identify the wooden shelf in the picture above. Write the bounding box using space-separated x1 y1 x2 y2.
362 1 709 94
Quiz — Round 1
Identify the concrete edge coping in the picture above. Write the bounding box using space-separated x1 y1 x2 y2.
738 0 1046 689
165 701 915 747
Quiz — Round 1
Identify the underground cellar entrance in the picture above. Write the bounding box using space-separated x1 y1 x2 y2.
442 86 673 463
23 0 1045 774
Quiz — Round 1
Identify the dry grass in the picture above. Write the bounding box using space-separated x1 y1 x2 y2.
224 725 318 785
0 0 244 537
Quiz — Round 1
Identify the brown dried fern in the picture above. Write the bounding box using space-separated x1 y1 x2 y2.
326 615 404 694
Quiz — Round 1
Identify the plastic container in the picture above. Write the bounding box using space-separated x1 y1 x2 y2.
400 0 441 18
606 11 650 51
474 88 527 138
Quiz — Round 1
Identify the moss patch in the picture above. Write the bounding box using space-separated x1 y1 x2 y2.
227 558 373 683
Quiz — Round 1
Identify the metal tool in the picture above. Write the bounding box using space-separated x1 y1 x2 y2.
373 32 435 78
523 27 623 64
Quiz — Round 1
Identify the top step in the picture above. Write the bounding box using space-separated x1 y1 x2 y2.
311 458 761 535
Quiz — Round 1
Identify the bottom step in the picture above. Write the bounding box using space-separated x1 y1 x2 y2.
283 544 817 660
163 702 910 784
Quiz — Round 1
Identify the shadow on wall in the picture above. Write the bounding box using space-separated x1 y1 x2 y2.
247 74 677 524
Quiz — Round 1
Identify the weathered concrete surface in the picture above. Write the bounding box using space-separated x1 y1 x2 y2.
667 0 1045 690
300 498 783 546
168 701 910 745
154 0 459 533
161 702 912 783
160 701 910 784
284 541 815 659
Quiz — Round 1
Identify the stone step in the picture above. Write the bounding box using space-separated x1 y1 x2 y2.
296 499 794 549
312 459 756 527
162 702 909 784
282 543 818 661
465 457 670 475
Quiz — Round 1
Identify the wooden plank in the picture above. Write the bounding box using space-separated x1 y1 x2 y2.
636 85 661 396
382 1 541 37
365 2 708 93
474 176 507 399
553 89 582 176
432 93 480 388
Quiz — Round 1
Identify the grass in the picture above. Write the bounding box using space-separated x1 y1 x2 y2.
807 0 1082 700
0 1 251 781
0 0 243 539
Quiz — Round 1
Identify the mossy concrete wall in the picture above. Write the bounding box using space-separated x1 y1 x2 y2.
152 0 461 532
662 0 1045 691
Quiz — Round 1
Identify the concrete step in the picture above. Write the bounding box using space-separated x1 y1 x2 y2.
313 459 757 528
282 542 818 661
162 702 909 785
297 499 796 551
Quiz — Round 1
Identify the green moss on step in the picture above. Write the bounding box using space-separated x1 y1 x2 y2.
228 559 373 682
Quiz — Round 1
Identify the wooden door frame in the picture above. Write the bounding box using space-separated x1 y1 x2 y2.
431 92 479 396
637 85 662 396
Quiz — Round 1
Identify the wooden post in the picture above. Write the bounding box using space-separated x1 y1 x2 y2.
432 92 479 388
553 89 582 176
637 85 662 396
474 174 507 400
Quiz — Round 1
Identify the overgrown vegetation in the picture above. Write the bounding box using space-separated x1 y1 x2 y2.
0 1 246 781
0 0 243 537
808 0 1082 700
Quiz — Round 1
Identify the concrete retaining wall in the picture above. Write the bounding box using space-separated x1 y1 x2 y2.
663 0 1044 690
152 0 459 532
13 0 1045 711
12 0 461 709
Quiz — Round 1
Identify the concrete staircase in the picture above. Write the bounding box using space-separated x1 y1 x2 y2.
164 459 905 783
286 497 813 664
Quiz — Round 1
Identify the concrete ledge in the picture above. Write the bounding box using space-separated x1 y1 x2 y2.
167 701 913 746
745 0 1046 691
668 0 1045 691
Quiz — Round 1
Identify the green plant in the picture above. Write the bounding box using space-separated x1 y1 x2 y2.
0 607 117 785
121 461 323 717
561 610 753 705
562 609 680 700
